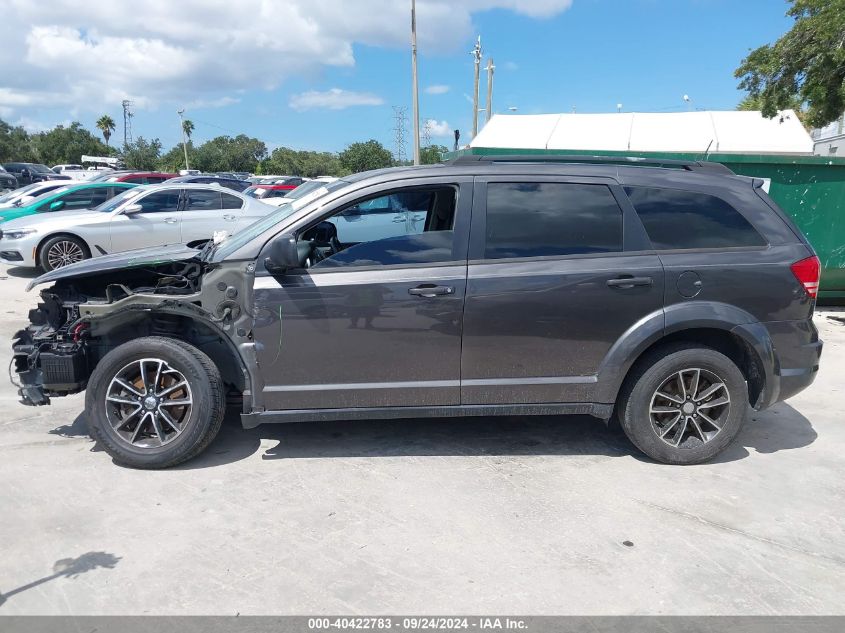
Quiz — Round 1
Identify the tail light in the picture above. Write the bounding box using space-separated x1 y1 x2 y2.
790 255 820 299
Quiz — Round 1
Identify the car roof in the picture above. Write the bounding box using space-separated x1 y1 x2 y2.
132 182 248 193
338 158 752 190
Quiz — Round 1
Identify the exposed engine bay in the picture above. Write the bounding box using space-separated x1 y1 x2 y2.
11 259 255 407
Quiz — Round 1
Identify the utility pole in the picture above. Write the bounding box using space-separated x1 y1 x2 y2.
177 109 190 171
485 57 495 124
121 100 133 147
410 0 421 165
471 36 482 139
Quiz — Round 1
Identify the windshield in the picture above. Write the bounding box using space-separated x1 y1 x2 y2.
211 180 349 261
22 186 72 207
88 171 121 182
0 182 42 204
95 187 144 212
30 164 54 174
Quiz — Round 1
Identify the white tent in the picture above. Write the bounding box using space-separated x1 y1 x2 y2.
470 110 813 155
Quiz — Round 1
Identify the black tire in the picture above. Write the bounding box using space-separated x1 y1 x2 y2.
85 336 226 469
616 343 748 465
38 235 90 271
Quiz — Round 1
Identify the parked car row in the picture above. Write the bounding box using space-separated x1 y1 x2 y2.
0 171 334 272
2 162 72 188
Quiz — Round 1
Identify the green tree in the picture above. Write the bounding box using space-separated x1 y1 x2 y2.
338 139 394 174
96 115 116 146
419 145 448 165
735 0 845 127
31 122 110 165
263 146 343 177
158 143 192 172
122 137 163 170
182 119 194 141
0 119 37 162
191 134 267 173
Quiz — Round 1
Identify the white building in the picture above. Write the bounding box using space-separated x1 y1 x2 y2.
469 110 814 155
812 114 845 157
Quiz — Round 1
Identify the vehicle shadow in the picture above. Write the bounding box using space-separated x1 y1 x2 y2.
0 266 39 279
175 401 817 469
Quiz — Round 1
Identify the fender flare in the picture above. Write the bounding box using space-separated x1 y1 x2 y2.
594 301 776 405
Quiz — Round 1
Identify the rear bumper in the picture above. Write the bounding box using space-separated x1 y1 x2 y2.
753 318 822 407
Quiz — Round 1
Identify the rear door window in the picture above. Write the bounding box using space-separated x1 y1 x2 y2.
185 189 222 211
624 186 766 249
484 182 623 259
137 190 181 213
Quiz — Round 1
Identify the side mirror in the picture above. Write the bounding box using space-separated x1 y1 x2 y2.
264 233 304 273
49 200 65 211
123 203 143 215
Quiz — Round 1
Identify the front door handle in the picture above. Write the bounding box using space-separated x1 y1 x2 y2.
392 215 406 223
223 214 237 221
163 216 178 224
408 284 454 297
607 276 653 288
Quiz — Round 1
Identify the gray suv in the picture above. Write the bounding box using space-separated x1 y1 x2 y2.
11 155 823 468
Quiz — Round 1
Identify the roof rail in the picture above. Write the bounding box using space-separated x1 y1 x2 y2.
450 153 735 175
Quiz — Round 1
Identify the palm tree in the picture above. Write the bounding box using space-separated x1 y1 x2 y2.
182 119 195 141
96 115 116 146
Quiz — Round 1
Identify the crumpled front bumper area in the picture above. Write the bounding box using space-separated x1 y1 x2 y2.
12 327 89 406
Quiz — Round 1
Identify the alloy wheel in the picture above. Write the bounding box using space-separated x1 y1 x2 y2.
47 240 85 269
649 367 730 449
104 358 193 448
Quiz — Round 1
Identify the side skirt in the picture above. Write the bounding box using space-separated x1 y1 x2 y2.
241 402 614 429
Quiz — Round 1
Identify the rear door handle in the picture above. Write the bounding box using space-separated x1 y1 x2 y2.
223 214 237 221
606 276 653 288
408 284 454 297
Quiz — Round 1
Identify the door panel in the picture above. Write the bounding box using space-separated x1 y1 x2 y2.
461 176 664 405
108 189 182 252
251 178 472 411
461 254 664 404
253 266 466 410
180 189 241 243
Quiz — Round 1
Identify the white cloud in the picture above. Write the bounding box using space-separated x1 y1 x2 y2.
289 88 384 111
425 119 452 137
425 84 450 95
184 96 241 110
503 61 519 71
0 1 573 118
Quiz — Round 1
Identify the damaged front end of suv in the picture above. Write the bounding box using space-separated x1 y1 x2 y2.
11 244 256 409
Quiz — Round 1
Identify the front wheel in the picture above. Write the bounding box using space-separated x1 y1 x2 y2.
39 235 90 271
616 344 748 465
86 337 226 469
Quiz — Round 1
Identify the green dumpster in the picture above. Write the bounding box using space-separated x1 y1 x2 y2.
445 147 845 301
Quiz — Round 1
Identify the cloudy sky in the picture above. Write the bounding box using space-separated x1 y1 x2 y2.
0 0 790 154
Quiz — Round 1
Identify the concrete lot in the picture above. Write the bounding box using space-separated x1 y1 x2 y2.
0 262 843 615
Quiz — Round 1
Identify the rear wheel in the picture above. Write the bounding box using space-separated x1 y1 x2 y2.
39 235 89 271
86 337 226 469
616 344 748 464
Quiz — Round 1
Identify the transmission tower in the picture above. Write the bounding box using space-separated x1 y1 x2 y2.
422 118 432 147
122 100 134 146
392 106 408 163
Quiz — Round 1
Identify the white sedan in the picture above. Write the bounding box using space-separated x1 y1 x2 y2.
0 182 276 271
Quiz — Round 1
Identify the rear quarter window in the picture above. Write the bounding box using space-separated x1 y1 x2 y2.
624 186 766 250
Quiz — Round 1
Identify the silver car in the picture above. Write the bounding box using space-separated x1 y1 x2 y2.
0 183 276 271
